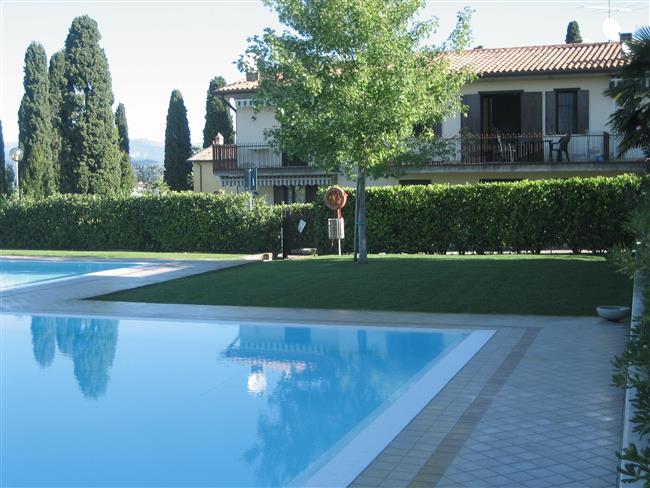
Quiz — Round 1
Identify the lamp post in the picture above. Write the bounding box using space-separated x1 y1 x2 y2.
9 147 23 197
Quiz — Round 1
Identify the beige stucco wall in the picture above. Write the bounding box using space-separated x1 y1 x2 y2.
443 73 614 137
234 105 278 144
192 162 276 204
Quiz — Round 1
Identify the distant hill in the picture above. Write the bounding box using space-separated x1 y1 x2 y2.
132 158 162 166
130 139 164 163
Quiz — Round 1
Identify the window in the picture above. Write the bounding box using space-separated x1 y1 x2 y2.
556 90 577 134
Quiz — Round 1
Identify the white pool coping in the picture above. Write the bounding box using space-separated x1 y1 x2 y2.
300 329 495 488
0 259 150 292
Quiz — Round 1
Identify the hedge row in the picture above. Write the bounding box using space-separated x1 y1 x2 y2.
0 192 281 253
0 175 642 255
310 175 643 254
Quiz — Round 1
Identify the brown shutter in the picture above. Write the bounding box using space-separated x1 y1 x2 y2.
521 92 542 134
577 90 589 134
461 94 481 134
545 91 557 134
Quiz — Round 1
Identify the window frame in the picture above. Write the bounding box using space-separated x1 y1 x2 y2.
555 89 578 135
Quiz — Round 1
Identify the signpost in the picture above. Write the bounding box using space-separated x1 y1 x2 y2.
244 168 257 210
325 186 348 255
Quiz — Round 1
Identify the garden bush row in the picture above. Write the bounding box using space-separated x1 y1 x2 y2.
0 192 281 253
309 175 643 254
0 174 643 255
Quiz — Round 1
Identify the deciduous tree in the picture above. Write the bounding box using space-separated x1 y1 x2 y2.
163 90 193 190
202 76 234 148
18 42 56 197
60 16 121 194
242 0 474 262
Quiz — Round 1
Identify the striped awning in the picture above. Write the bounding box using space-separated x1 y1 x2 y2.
220 174 332 187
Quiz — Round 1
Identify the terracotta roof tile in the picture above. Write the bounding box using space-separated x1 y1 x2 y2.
217 42 627 94
449 41 626 76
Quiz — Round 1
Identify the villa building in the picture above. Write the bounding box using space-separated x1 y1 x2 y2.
190 39 646 204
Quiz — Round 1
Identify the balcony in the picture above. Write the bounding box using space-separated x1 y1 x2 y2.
414 132 645 166
213 143 308 172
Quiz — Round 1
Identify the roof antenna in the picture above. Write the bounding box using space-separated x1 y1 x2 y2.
584 0 630 41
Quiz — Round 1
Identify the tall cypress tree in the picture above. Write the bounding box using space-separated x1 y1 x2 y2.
566 21 583 44
163 90 192 190
60 16 121 194
115 103 135 191
202 76 234 148
0 119 5 195
18 42 55 198
48 50 66 190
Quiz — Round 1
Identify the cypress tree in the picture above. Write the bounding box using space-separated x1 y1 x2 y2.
60 15 121 194
49 50 66 190
0 119 5 195
115 103 135 191
163 90 192 191
566 21 583 44
18 42 55 197
202 76 234 148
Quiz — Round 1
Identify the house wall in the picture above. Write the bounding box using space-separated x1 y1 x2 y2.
234 105 278 144
192 162 276 203
443 73 614 137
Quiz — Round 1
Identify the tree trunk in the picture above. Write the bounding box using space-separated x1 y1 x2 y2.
357 165 368 264
353 174 359 261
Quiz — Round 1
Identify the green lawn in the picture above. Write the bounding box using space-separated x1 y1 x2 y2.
0 249 246 260
94 254 632 316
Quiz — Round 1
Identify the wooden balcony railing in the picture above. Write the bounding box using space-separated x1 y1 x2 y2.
213 143 307 171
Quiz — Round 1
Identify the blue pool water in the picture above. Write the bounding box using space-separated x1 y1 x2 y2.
0 314 483 487
0 258 137 289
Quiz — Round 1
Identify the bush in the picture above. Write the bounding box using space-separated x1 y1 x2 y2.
311 175 642 254
0 192 280 253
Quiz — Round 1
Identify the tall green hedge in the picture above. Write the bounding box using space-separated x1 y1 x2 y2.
311 175 642 254
0 192 280 253
0 175 642 255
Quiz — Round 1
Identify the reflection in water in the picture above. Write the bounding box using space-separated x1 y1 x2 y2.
225 325 451 486
30 316 119 399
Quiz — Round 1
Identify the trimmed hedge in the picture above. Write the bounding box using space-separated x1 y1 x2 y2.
0 192 281 253
0 175 642 255
312 175 643 254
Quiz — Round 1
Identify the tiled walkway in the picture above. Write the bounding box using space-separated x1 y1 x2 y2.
1 259 629 487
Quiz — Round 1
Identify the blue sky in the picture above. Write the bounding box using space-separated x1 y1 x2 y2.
1 0 648 145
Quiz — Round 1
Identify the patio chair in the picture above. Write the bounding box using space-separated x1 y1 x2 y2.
495 130 515 163
548 133 571 162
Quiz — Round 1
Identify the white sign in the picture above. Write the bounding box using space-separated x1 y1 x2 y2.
298 219 307 234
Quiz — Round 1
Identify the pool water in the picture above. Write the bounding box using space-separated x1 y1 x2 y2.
0 258 137 290
0 314 489 487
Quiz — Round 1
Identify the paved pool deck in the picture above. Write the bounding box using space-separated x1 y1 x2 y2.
0 258 629 487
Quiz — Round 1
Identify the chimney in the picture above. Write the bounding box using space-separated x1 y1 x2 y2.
213 133 224 146
620 32 632 43
246 70 259 82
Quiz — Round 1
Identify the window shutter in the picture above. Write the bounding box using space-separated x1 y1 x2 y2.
461 94 481 134
521 92 542 134
545 91 556 134
434 122 443 137
577 90 589 134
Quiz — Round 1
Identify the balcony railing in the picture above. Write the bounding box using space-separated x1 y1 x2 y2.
418 132 645 166
213 134 645 172
213 143 307 171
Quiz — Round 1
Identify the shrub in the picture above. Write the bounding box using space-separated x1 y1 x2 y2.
311 175 642 254
0 192 280 253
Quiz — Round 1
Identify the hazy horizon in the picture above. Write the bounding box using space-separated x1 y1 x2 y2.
1 0 648 147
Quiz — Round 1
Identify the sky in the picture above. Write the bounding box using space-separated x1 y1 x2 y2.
1 0 649 146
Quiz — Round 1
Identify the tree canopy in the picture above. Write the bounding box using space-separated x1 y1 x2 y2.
0 119 6 195
60 15 122 194
18 41 56 197
164 90 193 190
115 103 136 191
242 0 474 261
202 76 234 148
605 26 650 158
48 49 66 187
565 21 583 44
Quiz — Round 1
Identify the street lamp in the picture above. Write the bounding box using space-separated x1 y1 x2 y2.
9 147 23 197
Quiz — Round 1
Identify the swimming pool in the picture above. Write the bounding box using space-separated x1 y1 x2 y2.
0 258 138 290
0 313 492 487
